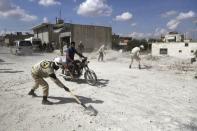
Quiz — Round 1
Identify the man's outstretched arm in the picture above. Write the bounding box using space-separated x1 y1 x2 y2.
49 73 70 92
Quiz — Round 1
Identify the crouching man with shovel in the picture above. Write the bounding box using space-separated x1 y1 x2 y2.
129 45 144 69
28 57 97 115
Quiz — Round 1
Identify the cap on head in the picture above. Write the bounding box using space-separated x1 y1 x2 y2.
53 57 62 66
140 45 144 49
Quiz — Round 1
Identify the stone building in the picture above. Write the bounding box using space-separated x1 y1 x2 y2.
32 20 112 52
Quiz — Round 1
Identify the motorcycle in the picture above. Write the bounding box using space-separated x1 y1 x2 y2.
61 58 97 86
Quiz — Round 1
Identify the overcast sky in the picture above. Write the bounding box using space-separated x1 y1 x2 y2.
0 0 196 39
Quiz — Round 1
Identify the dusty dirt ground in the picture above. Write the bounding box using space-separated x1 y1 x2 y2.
0 46 197 131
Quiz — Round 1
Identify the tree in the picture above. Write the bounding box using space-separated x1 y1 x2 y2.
126 39 148 51
112 34 120 50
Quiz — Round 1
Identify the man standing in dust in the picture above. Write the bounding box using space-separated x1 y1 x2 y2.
98 45 105 62
129 45 144 69
78 41 85 54
28 57 70 105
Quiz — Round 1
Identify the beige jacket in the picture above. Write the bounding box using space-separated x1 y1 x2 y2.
31 60 54 77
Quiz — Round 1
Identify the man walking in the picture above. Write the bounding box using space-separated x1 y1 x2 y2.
98 45 105 62
78 41 85 54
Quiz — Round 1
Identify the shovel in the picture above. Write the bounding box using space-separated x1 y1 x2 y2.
69 91 98 116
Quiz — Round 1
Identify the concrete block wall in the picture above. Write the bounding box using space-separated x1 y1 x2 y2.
152 42 197 59
72 24 112 52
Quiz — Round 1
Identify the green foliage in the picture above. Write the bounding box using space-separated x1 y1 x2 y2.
112 41 119 49
126 39 148 51
112 36 121 50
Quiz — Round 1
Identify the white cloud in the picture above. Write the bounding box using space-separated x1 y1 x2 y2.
193 19 197 24
176 11 195 20
0 0 37 21
0 30 18 35
127 32 151 39
125 28 168 39
161 10 177 17
153 28 168 37
38 0 61 6
77 0 112 17
0 0 12 11
0 30 6 35
131 23 137 27
128 32 144 38
115 12 133 21
43 17 48 23
167 19 180 30
166 11 195 30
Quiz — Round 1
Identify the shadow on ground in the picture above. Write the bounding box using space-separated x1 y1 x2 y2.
0 59 22 73
0 70 24 73
64 78 109 87
0 63 15 65
0 53 10 55
180 119 197 131
0 69 12 70
95 79 109 87
31 53 44 56
47 95 104 105
130 65 152 70
0 59 14 65
141 65 152 69
0 59 5 62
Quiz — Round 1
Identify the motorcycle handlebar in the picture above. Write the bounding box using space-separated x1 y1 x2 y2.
82 57 87 62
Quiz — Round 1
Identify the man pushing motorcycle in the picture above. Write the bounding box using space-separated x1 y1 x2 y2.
63 41 87 78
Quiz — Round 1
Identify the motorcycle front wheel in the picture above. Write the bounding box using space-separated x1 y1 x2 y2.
84 70 97 86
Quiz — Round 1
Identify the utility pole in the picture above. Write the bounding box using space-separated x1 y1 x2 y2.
59 8 61 19
58 8 64 55
4 28 7 36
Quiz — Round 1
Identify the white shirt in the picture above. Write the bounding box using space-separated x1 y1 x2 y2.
131 47 140 56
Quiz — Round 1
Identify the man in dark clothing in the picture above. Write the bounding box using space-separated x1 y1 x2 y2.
63 41 86 77
42 42 47 52
66 42 86 63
